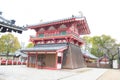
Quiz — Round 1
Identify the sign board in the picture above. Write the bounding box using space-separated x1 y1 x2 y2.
113 60 118 69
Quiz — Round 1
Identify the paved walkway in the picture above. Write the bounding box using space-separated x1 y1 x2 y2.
0 65 108 80
97 69 120 80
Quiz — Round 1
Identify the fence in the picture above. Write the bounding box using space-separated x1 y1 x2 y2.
86 62 111 68
0 60 26 65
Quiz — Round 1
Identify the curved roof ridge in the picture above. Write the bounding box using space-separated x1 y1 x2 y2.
27 16 84 28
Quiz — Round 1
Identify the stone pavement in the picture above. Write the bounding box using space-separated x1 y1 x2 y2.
0 65 108 80
97 69 120 80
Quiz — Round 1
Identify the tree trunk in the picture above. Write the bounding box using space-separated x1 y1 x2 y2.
109 56 114 68
109 59 112 68
6 51 9 60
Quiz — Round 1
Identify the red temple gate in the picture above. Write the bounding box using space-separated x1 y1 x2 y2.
21 16 90 69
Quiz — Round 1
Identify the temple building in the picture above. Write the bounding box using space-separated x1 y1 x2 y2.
21 15 90 69
0 12 25 33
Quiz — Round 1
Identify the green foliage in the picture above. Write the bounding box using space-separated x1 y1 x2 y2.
82 36 91 51
83 35 120 60
0 33 21 55
26 42 34 48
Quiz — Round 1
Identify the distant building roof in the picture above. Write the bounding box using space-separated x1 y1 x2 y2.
82 50 98 59
15 50 27 57
99 54 109 61
0 15 26 33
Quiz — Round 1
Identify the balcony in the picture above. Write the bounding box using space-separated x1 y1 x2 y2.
30 31 83 42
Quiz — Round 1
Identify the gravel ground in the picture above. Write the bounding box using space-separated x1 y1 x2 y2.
0 65 108 80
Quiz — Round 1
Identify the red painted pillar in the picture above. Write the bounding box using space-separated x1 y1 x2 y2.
27 53 30 67
35 52 38 68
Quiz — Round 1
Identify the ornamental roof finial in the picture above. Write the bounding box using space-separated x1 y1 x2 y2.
78 11 83 17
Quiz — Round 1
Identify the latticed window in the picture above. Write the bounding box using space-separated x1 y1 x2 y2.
60 31 66 35
39 34 44 37
58 56 62 63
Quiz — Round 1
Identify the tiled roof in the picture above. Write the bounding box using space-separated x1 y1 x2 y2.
36 16 82 25
0 16 26 33
27 16 84 28
15 50 28 57
82 50 98 59
21 43 68 52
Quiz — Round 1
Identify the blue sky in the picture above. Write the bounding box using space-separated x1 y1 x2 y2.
0 0 120 45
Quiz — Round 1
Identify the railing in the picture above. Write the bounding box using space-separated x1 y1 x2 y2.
30 31 83 41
